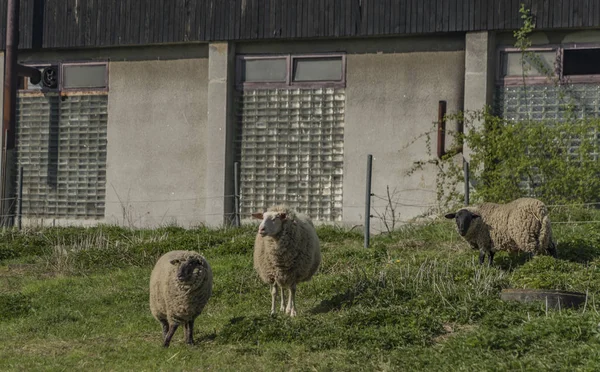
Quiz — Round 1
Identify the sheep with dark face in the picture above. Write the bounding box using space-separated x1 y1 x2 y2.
252 205 321 317
445 198 557 265
149 250 213 347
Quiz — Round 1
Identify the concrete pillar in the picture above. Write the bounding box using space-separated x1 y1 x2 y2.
0 52 9 225
205 42 236 226
463 31 496 162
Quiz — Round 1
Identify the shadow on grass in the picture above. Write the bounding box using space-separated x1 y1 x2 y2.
308 283 371 314
493 252 534 271
555 239 600 264
484 238 600 271
196 331 217 343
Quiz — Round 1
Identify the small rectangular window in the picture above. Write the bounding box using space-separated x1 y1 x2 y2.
501 51 556 77
241 58 287 83
563 48 600 76
292 57 343 82
62 64 107 89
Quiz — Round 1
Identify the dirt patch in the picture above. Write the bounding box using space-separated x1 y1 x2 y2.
433 323 477 343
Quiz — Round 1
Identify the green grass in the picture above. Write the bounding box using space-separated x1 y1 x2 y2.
2 215 600 371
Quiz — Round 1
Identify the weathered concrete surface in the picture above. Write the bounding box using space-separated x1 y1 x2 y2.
205 42 236 227
104 53 209 227
344 48 465 228
463 31 495 163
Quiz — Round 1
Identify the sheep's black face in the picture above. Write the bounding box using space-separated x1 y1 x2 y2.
175 258 203 283
444 209 479 237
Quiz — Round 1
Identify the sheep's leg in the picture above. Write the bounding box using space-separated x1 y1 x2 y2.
279 284 285 312
163 322 179 348
270 283 278 315
548 242 558 258
479 250 486 265
286 284 297 317
488 251 495 266
159 319 169 339
184 319 194 345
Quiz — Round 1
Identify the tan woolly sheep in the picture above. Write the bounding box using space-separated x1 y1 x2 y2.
445 197 557 265
149 250 213 347
252 205 321 317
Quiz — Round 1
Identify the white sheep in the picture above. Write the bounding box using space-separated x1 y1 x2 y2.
252 205 321 317
149 250 213 347
444 197 557 265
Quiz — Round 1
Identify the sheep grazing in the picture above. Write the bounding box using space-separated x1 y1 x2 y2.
252 205 321 317
445 197 557 265
149 250 213 347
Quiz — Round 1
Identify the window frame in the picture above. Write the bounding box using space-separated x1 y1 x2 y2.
236 53 346 89
497 43 600 86
560 44 600 84
18 61 109 94
496 46 558 86
60 61 109 93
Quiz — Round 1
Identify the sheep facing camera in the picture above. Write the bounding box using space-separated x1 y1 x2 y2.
41 66 58 89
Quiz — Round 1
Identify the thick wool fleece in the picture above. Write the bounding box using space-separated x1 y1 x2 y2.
149 250 213 325
461 198 554 255
253 205 321 289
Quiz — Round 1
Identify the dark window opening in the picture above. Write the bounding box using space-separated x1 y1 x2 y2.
563 49 600 76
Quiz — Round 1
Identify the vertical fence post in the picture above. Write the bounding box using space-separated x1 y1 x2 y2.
364 154 373 248
463 159 470 206
17 166 22 230
233 161 240 227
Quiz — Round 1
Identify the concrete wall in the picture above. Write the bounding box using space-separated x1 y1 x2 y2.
105 56 208 227
17 45 211 228
344 44 465 228
238 36 465 229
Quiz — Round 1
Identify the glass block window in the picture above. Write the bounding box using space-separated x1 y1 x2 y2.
494 84 600 195
236 88 345 221
495 84 600 121
15 61 108 220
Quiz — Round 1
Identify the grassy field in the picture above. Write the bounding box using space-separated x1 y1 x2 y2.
2 210 600 371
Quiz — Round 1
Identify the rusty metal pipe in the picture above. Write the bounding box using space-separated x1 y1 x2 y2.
16 64 41 84
3 0 19 147
1 0 20 225
437 100 447 159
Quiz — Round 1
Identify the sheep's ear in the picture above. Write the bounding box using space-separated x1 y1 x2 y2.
169 259 181 265
444 213 456 219
279 213 287 220
471 213 481 219
251 212 264 220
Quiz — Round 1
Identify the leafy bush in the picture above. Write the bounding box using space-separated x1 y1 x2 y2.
407 5 600 210
408 109 600 210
